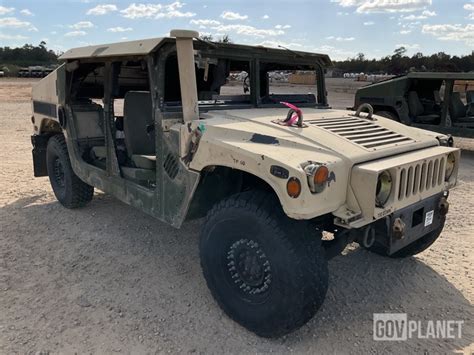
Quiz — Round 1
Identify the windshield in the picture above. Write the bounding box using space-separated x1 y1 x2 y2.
162 50 327 111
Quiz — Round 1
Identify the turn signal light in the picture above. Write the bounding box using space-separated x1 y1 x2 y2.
286 177 301 198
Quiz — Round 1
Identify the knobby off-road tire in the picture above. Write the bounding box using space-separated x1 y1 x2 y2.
46 134 94 208
199 190 329 338
365 218 445 258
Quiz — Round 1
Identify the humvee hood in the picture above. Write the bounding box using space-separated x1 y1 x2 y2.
200 108 440 164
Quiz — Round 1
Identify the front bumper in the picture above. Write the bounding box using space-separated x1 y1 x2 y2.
366 191 448 255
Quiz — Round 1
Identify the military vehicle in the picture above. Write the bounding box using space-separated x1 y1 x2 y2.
30 30 460 337
18 66 54 78
353 72 474 138
18 68 30 77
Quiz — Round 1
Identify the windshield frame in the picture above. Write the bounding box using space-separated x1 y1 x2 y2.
156 41 329 112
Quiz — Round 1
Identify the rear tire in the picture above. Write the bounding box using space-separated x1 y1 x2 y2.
46 134 94 208
199 190 328 338
375 110 399 121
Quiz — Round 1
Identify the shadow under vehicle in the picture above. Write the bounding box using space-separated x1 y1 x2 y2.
30 30 460 338
353 72 474 138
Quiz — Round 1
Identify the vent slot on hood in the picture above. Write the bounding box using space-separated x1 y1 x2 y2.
307 117 415 150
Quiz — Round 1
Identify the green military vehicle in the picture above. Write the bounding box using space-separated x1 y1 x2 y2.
353 72 474 138
30 30 459 337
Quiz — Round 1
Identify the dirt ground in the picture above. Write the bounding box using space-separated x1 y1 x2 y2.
0 78 473 354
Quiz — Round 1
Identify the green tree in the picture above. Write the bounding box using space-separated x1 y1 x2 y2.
0 41 58 67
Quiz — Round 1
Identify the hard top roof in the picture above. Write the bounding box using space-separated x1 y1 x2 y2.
59 37 166 60
405 72 474 80
58 36 332 66
361 71 474 88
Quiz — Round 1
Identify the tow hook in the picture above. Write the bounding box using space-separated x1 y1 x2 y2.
280 102 304 127
362 226 376 248
439 197 449 216
392 217 406 240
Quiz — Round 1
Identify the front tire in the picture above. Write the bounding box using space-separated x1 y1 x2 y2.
46 134 94 208
199 191 328 338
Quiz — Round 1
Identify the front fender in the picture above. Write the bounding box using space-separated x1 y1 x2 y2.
189 134 349 220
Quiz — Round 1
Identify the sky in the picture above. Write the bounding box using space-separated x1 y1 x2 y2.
0 0 473 60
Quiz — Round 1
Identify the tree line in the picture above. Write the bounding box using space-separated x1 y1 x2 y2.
333 47 474 74
1 42 473 75
0 41 58 68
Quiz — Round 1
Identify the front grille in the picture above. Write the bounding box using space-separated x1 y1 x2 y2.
307 117 414 150
397 156 446 200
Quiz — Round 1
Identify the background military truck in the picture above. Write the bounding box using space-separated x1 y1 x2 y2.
353 72 474 138
18 66 54 78
30 30 460 337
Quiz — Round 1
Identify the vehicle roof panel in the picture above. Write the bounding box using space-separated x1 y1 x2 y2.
59 37 166 60
58 36 332 66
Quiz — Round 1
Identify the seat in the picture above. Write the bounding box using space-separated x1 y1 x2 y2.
123 91 156 170
91 146 106 159
433 90 442 105
408 91 440 123
71 102 107 165
466 90 474 116
450 92 466 119
467 90 474 104
71 102 104 142
450 91 474 124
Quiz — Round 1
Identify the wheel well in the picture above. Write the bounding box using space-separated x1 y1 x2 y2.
373 106 400 120
40 118 61 134
186 166 275 220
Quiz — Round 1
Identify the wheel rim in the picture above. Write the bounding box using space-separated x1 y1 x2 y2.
53 158 65 188
226 238 272 296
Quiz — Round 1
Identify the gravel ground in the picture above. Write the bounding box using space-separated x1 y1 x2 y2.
0 78 473 354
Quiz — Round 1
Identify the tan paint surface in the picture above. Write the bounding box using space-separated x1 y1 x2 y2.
174 35 199 122
189 108 460 223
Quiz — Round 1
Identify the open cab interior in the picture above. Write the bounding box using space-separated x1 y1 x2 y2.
408 77 474 127
64 37 331 192
450 80 474 127
68 60 157 188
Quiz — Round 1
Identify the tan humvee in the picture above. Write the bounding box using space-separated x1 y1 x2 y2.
30 30 460 338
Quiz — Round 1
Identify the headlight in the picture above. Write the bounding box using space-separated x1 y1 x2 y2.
376 170 392 207
304 163 329 193
445 152 455 181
